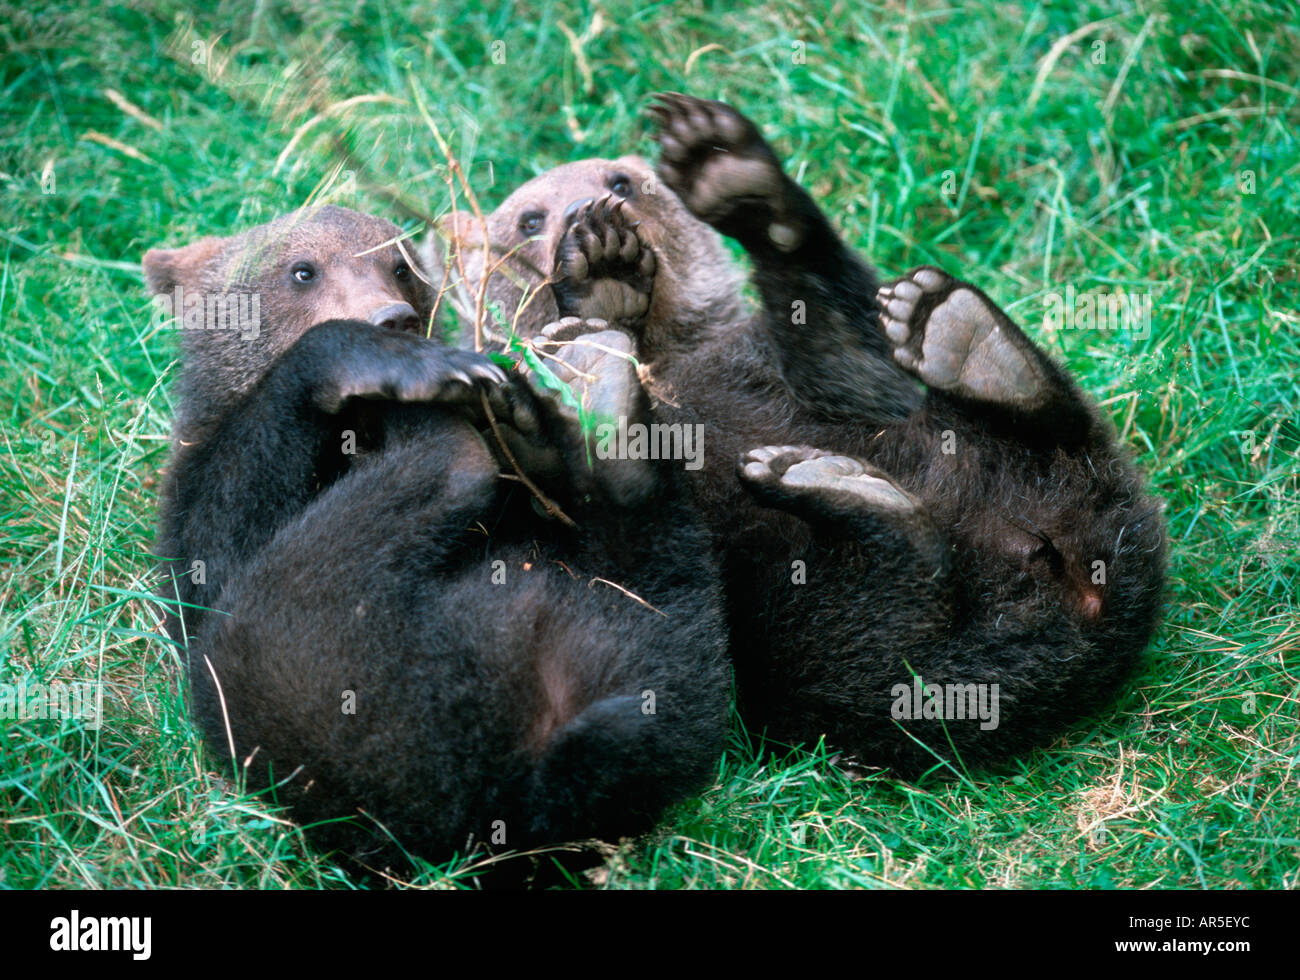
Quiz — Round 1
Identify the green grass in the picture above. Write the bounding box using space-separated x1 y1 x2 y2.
1 0 1297 889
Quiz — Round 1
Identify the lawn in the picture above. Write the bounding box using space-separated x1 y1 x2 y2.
1 0 1296 888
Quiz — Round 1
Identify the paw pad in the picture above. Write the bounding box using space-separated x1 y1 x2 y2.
877 267 1046 407
553 197 656 325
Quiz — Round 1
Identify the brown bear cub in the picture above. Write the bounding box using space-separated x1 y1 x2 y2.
144 204 729 870
439 94 1168 775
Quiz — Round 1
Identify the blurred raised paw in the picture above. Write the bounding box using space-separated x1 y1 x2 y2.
648 92 800 250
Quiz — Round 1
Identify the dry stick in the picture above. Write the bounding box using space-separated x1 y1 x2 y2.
298 82 576 527
198 56 576 529
408 83 561 350
478 389 577 529
423 123 556 346
423 227 457 335
453 249 579 527
411 88 492 352
464 246 584 530
408 94 582 527
389 221 455 338
428 204 579 528
588 577 666 617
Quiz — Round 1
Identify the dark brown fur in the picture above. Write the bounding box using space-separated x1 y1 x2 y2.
439 95 1167 775
144 205 729 869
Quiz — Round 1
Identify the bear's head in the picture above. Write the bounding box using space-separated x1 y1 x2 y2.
430 156 743 354
144 205 433 437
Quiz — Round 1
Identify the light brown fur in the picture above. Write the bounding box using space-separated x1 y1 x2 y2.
429 156 746 362
429 96 1166 774
145 205 432 444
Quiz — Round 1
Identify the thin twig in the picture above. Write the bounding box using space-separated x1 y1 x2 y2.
588 577 666 617
479 390 576 528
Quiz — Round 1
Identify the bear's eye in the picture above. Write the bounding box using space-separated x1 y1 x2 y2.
394 262 411 282
291 262 317 284
608 173 633 198
518 211 546 237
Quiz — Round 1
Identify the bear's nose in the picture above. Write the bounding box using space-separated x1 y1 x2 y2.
563 197 595 224
368 302 419 332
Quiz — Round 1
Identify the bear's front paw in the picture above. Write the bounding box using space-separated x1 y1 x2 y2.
552 196 656 328
314 328 505 414
649 92 799 249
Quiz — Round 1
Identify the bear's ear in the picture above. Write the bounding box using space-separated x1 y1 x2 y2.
434 211 486 250
423 211 487 276
141 236 225 295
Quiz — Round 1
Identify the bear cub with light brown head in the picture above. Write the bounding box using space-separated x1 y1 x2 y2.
143 204 729 870
440 94 1167 776
145 205 428 449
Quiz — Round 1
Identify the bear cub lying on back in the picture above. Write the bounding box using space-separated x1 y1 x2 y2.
439 94 1167 775
144 204 730 870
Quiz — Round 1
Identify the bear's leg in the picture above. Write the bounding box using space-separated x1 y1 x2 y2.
877 268 1097 446
649 92 919 422
528 320 664 512
161 319 503 642
185 415 511 861
513 326 730 847
651 92 813 253
737 444 946 566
